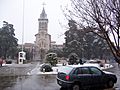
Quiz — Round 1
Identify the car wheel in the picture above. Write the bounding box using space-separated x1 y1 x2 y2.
107 80 114 88
72 84 80 90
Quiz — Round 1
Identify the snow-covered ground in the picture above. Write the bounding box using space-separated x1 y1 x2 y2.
27 63 114 75
2 63 32 67
2 62 114 75
27 63 61 75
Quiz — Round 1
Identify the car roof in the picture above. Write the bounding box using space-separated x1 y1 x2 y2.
66 64 98 68
58 65 99 73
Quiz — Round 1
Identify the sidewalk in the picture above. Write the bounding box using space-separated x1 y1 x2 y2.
0 62 38 76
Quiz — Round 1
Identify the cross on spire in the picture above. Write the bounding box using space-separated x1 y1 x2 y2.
42 2 46 7
40 2 47 19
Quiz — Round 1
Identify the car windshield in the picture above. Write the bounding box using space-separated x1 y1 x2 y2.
58 66 73 74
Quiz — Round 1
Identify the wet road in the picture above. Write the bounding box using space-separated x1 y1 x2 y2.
104 63 120 90
0 75 60 90
0 63 120 90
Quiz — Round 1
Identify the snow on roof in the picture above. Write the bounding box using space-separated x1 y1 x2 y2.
65 64 100 68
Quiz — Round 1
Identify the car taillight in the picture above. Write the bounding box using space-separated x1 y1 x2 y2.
65 75 70 80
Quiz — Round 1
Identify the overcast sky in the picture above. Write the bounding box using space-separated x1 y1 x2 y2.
0 0 70 44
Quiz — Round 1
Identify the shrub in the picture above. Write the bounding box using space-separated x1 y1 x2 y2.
46 53 58 66
68 53 78 65
40 63 53 72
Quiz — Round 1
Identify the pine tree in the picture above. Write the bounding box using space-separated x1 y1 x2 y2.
0 21 18 59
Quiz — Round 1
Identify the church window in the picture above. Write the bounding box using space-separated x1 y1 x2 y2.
39 22 42 28
45 23 47 28
42 22 45 28
42 41 44 46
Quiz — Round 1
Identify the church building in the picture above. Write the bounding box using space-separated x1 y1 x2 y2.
18 6 64 62
34 7 51 62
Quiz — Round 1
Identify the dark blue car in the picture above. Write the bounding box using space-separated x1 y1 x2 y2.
57 65 117 90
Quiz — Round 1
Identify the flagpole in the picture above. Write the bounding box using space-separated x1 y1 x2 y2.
22 0 24 51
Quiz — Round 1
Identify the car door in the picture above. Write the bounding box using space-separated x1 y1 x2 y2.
80 67 92 86
73 67 92 87
89 67 104 87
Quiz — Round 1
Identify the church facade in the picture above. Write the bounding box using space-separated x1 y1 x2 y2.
34 7 51 62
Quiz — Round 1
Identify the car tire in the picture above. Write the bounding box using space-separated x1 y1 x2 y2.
107 80 114 88
72 84 80 90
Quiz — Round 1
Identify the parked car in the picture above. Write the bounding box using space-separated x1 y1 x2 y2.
57 65 117 90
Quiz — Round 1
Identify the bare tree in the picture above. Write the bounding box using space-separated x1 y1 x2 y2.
65 0 120 64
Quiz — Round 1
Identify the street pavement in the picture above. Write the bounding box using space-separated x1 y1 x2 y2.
0 62 120 90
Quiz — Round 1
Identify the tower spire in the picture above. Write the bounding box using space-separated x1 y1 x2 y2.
40 2 47 19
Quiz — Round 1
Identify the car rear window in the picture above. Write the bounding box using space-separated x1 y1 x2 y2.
58 66 73 74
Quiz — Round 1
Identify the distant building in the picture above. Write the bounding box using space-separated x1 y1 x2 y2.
51 41 63 50
18 43 35 60
18 43 34 51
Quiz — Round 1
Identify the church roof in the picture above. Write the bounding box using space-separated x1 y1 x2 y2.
40 7 47 19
